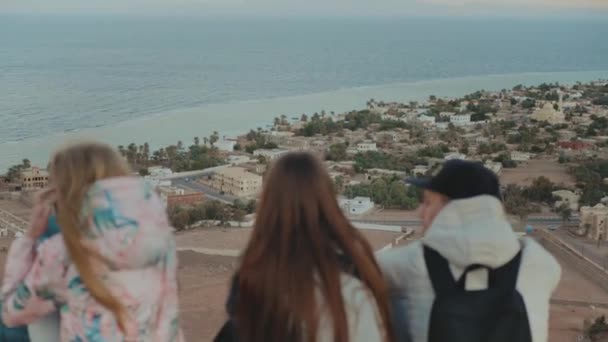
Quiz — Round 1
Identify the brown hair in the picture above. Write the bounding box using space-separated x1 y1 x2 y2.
236 153 393 342
49 141 131 332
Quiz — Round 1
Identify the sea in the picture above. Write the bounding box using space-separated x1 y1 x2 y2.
1 15 608 170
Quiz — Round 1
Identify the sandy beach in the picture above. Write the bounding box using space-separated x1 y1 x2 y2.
2 70 608 171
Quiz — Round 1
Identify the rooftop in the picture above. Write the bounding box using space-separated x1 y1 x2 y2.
216 167 262 180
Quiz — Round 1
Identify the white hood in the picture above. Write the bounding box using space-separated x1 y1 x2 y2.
377 194 562 342
422 195 520 269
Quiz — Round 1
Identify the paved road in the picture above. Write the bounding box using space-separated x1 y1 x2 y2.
173 178 237 204
352 217 575 227
0 207 26 234
551 229 608 270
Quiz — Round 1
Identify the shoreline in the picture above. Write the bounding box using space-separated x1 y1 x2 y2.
2 69 608 170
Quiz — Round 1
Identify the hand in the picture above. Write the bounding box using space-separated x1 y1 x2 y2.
26 188 56 240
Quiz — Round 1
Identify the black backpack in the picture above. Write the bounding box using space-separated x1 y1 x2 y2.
423 246 532 342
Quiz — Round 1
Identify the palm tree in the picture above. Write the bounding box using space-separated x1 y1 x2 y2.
22 159 31 169
194 137 200 146
177 141 184 151
557 204 572 227
143 143 150 166
127 143 137 164
117 145 127 157
274 117 280 127
210 131 220 146
300 114 308 122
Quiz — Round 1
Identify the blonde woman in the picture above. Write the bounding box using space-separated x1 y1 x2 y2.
1 142 183 341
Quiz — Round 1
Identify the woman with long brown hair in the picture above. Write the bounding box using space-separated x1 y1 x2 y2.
217 152 394 342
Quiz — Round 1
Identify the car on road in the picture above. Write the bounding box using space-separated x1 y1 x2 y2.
548 225 558 231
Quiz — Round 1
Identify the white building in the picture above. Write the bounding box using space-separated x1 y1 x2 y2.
436 122 449 131
552 190 580 212
444 152 467 161
511 151 532 162
412 165 430 176
418 115 436 125
147 166 173 178
253 148 289 160
215 138 237 152
144 176 171 188
356 141 378 153
439 112 456 118
450 114 472 126
484 161 503 175
339 196 374 215
381 114 399 121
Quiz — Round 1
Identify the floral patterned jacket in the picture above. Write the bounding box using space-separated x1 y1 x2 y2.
2 177 183 342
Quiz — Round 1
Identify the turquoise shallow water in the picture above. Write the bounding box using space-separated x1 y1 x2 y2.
1 15 608 169
2 70 608 171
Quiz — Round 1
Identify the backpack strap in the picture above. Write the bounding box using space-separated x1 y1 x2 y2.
423 245 457 297
488 251 523 290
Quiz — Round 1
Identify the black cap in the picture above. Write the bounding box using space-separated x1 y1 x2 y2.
407 160 501 200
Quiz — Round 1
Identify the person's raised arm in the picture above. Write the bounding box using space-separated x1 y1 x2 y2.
2 198 64 327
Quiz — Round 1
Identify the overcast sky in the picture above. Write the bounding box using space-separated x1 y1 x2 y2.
2 0 608 16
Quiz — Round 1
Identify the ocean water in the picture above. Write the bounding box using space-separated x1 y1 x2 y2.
1 15 608 169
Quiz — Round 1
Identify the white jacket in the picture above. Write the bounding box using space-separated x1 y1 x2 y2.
377 195 561 342
317 274 386 342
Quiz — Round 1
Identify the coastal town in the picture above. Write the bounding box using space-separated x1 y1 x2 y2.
2 80 608 341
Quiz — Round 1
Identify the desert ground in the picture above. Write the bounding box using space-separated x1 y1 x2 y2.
1 192 606 341
500 158 575 187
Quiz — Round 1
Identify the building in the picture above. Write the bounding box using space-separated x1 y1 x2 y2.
356 141 378 153
444 152 467 161
439 112 456 118
511 151 532 162
157 186 204 208
580 204 608 241
436 122 449 131
552 190 580 212
265 131 295 146
227 155 251 165
366 168 407 180
212 167 263 198
418 115 436 125
144 176 171 188
339 196 374 215
147 166 173 178
558 141 591 151
484 161 502 175
450 114 472 126
253 148 289 161
20 167 49 190
215 138 237 152
412 165 430 176
530 103 566 124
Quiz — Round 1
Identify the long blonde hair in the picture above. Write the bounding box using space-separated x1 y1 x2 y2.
49 141 131 332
